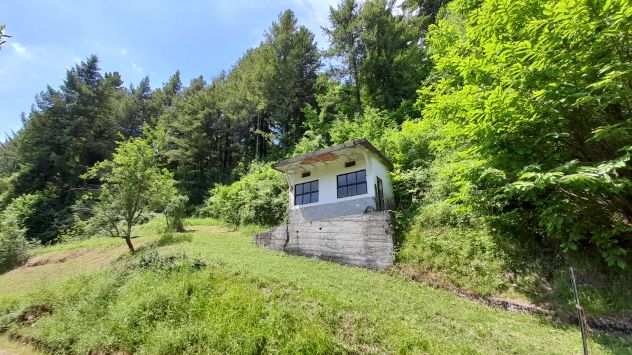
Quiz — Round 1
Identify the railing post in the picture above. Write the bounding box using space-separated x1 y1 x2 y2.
570 267 589 355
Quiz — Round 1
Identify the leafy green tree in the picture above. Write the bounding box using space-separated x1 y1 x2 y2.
218 46 275 161
164 194 188 233
85 138 177 253
330 107 397 150
151 71 182 112
421 0 632 267
0 194 38 273
157 78 238 204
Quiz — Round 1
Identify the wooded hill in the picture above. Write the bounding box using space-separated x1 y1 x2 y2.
1 0 631 308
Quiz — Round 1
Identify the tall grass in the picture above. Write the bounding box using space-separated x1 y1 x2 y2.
1 219 629 354
1 252 341 354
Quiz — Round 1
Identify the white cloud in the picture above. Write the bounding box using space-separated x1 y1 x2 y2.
120 48 128 56
131 62 144 73
292 0 338 25
289 0 340 48
10 42 31 59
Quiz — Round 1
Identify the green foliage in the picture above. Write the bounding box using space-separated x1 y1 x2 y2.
325 0 431 112
116 76 157 138
330 107 396 150
292 131 327 157
0 10 322 244
84 138 178 252
418 0 632 267
265 10 321 148
155 79 237 204
164 194 188 233
4 56 125 243
0 195 39 273
200 163 287 226
325 0 364 111
359 0 430 111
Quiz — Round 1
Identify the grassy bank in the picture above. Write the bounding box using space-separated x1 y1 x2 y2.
0 219 630 354
398 225 632 318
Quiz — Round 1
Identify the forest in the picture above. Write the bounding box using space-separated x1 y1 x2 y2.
1 0 631 305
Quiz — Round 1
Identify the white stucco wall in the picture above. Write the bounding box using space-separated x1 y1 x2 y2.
286 152 393 211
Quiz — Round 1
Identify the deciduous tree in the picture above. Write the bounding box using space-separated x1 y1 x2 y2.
85 138 178 253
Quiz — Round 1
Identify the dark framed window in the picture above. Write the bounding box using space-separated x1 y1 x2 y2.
337 170 367 198
294 180 319 206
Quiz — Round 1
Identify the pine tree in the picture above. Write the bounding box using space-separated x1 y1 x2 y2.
324 0 364 112
12 55 122 242
265 10 321 148
360 0 428 111
117 76 154 138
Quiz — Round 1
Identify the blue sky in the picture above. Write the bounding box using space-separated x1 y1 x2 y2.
0 0 337 137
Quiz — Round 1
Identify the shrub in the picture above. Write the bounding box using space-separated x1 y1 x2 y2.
0 194 39 273
200 163 287 226
164 195 188 233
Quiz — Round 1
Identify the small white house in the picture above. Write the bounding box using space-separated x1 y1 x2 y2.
256 139 395 269
273 139 394 222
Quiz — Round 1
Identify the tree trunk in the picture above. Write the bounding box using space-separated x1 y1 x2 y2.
125 223 135 253
351 54 362 113
124 236 135 254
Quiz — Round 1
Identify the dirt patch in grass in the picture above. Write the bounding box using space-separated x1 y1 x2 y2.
15 305 52 327
0 243 147 298
23 250 89 268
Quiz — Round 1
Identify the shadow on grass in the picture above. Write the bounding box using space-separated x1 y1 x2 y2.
591 333 632 354
156 233 194 247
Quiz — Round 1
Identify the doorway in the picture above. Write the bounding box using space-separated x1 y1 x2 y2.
375 177 384 211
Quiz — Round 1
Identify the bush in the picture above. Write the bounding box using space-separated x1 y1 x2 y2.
164 195 188 233
199 163 287 226
0 195 39 273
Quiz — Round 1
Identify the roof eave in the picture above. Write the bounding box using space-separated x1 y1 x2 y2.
273 139 393 172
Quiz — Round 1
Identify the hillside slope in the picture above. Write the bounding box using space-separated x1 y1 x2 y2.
0 219 629 354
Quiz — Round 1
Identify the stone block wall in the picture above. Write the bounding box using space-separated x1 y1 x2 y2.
255 211 394 270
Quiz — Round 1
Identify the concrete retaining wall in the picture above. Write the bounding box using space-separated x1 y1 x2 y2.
255 211 394 270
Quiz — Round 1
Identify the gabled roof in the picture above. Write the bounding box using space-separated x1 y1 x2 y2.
273 139 393 172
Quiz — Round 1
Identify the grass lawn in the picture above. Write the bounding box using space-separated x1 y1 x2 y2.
0 218 630 354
